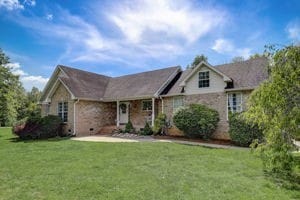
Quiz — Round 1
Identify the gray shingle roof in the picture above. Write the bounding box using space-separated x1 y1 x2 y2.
57 65 180 101
43 57 268 101
103 66 180 100
59 66 110 100
215 57 268 89
165 57 269 96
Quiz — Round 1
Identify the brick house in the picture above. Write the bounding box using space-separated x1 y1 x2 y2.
40 57 268 139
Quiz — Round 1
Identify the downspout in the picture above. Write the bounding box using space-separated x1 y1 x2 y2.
160 96 164 114
73 99 79 136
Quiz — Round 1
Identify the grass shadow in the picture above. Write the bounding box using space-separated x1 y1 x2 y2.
265 171 300 200
8 136 72 143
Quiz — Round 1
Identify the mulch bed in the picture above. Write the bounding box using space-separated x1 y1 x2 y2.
153 135 233 145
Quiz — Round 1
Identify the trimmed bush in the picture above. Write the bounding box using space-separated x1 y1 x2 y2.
229 113 264 147
173 104 219 139
152 113 167 135
124 120 135 133
13 115 64 140
141 122 153 135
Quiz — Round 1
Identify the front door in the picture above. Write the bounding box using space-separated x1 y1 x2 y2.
119 102 129 124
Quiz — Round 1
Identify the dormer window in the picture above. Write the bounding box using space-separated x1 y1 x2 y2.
198 71 210 88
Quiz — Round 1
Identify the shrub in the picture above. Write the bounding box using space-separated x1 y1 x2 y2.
153 113 167 135
229 113 264 147
173 104 219 139
13 115 63 140
141 122 153 135
124 120 135 133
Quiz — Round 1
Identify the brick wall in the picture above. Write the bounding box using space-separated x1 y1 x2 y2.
76 101 116 136
47 82 74 134
162 91 252 140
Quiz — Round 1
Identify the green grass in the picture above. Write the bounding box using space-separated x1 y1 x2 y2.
0 127 299 200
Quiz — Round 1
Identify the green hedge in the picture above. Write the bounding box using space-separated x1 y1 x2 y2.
173 104 219 139
229 113 264 147
13 115 64 140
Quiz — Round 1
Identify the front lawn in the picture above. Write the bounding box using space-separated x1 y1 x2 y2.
0 127 299 199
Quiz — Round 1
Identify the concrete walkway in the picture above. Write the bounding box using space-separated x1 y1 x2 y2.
71 135 247 150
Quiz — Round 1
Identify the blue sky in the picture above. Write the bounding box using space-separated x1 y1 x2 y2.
0 0 299 90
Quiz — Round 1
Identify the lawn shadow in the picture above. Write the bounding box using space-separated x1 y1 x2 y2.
264 167 300 198
8 136 72 143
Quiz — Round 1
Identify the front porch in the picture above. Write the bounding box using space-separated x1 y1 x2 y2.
115 98 161 130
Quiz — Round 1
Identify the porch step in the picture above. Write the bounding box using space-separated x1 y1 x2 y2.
98 125 118 135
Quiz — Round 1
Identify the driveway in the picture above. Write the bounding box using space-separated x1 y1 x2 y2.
71 135 246 150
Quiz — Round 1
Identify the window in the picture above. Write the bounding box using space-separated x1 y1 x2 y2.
173 96 184 111
58 102 68 122
228 93 242 114
198 71 210 88
142 100 152 111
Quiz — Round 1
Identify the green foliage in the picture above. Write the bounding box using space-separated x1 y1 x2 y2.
250 53 265 59
124 120 135 133
229 112 263 147
0 48 26 126
173 104 219 139
141 122 153 135
13 115 63 140
245 45 300 174
191 54 208 68
152 113 167 135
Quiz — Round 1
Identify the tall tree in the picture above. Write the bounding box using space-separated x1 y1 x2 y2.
250 53 264 59
0 49 25 126
245 45 300 173
191 54 208 68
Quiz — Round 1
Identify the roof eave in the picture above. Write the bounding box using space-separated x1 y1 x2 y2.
225 87 255 92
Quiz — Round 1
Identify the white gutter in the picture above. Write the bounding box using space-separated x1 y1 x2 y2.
73 99 79 136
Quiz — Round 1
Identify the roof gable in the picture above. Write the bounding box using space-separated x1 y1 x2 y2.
179 61 232 87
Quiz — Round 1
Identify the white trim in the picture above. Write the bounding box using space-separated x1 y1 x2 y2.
73 99 79 135
46 79 60 102
116 100 120 127
154 67 181 97
161 97 164 114
58 78 75 99
179 61 232 87
226 93 229 120
225 87 254 92
172 96 184 111
151 98 155 126
198 71 210 88
227 92 243 120
141 100 153 111
104 95 154 102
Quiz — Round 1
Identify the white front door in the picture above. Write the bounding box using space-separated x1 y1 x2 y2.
119 102 129 124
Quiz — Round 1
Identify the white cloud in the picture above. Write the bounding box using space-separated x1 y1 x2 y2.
107 0 226 44
21 76 49 91
212 39 234 53
46 14 53 20
0 0 24 10
23 0 35 6
8 1 229 69
286 19 300 42
212 38 251 59
5 62 28 76
5 62 48 90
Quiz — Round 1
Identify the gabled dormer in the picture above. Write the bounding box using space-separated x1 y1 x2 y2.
179 61 232 94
